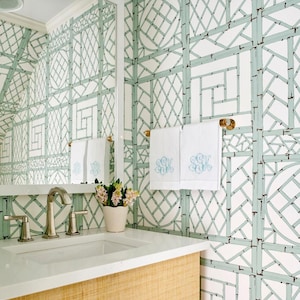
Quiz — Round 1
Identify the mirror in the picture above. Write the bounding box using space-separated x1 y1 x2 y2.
0 0 124 189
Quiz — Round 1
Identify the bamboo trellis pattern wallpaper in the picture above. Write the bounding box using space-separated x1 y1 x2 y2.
0 22 47 146
0 0 299 299
0 1 116 184
124 0 300 299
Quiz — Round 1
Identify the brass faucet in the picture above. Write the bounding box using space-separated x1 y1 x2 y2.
43 187 72 239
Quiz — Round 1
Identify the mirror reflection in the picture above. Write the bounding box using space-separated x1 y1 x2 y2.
0 0 118 185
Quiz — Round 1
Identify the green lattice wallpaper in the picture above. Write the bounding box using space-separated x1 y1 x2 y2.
0 21 47 145
125 0 300 299
0 0 116 185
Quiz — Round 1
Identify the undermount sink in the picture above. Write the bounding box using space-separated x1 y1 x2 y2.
3 233 148 265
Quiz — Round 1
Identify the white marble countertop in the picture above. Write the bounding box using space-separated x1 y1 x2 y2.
0 228 209 299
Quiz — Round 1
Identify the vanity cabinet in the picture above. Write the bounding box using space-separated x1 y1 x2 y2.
11 253 200 300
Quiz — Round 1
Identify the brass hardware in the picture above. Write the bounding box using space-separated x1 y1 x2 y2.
4 215 34 242
43 187 72 239
219 118 235 130
66 210 88 236
144 130 151 137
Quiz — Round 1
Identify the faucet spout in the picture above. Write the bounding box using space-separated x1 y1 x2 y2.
48 187 72 205
43 187 72 239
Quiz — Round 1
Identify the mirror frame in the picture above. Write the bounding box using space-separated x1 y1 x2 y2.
0 0 124 195
113 0 124 182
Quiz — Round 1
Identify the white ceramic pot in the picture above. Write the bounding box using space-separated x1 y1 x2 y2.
102 206 128 232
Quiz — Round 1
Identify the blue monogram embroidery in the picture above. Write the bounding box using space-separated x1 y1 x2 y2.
72 162 82 175
90 161 101 176
155 156 174 175
189 153 212 174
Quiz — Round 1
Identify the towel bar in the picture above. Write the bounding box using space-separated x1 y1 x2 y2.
144 118 235 137
68 136 113 147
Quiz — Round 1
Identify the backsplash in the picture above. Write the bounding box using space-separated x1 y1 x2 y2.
0 193 103 240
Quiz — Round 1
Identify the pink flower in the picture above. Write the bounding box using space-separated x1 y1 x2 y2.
123 188 139 206
111 188 122 206
95 179 139 207
95 185 108 205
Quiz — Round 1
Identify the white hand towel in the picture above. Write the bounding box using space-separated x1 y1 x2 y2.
71 140 87 184
180 120 222 190
86 138 110 184
149 126 181 190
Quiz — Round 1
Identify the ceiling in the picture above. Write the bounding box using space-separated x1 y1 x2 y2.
0 0 96 33
13 0 77 24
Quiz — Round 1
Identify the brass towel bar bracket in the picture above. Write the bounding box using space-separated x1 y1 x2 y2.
106 136 113 142
144 118 235 137
219 118 235 130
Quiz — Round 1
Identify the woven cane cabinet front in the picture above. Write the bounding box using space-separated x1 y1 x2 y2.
12 253 200 300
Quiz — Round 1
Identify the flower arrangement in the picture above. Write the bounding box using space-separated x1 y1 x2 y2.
95 178 139 207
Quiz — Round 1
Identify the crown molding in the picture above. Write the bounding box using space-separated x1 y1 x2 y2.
46 0 97 33
0 0 98 34
0 12 47 33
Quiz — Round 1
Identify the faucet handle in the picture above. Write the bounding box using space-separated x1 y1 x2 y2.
4 215 34 242
66 210 88 236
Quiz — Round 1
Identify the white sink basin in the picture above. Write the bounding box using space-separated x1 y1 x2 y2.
3 233 148 265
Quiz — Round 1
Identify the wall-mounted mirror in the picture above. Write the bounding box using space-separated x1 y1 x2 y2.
0 0 124 190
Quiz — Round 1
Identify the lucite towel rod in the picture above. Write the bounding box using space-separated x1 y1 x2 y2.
143 118 235 137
